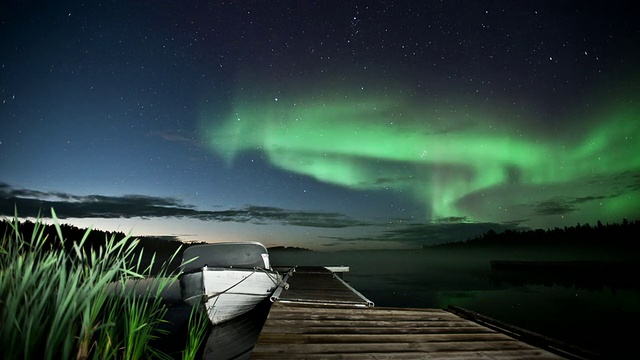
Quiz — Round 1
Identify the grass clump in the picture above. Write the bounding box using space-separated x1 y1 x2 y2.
0 209 208 359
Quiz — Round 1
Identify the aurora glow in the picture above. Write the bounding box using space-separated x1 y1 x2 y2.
205 89 639 227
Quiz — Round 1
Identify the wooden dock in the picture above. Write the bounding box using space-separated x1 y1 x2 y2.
271 266 373 307
248 266 592 359
251 303 569 359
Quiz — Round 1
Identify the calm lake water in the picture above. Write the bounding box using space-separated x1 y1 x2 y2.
156 247 639 359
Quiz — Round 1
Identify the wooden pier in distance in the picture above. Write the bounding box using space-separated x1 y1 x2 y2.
271 266 373 307
250 266 591 360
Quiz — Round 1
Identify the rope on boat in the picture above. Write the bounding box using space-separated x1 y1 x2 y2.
256 266 289 289
182 265 291 305
202 267 259 301
184 267 289 303
270 267 295 302
182 268 259 303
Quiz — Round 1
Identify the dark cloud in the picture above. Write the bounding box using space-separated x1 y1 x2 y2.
534 198 577 216
534 193 615 216
375 221 526 246
318 220 526 247
0 183 366 229
628 173 640 191
435 216 469 223
0 183 197 219
1 183 535 247
572 195 611 204
238 206 370 228
147 130 199 144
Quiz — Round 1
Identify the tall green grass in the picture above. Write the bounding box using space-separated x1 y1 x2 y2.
0 209 208 360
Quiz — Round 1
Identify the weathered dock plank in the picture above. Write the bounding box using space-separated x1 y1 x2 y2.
251 342 559 355
256 332 517 344
250 302 567 359
250 349 565 360
261 321 491 335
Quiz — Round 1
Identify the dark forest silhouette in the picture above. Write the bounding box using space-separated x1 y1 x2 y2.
3 217 639 257
0 218 187 273
433 218 640 252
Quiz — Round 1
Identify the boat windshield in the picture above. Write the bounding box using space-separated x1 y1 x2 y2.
180 242 270 273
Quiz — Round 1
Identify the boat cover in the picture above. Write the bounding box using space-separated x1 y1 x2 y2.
180 242 270 273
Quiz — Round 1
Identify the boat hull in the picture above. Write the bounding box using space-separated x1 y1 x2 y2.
180 268 280 325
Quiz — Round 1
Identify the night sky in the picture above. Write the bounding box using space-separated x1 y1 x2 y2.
1 1 638 250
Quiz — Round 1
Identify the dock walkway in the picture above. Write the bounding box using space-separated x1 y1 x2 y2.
251 303 568 359
250 266 584 359
271 266 373 307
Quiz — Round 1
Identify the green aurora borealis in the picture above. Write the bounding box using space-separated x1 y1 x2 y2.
204 87 639 228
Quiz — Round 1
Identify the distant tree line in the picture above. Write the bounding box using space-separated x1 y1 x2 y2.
0 218 186 272
3 217 639 258
267 245 313 252
434 218 640 250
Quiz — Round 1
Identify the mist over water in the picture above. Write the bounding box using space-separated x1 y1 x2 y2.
269 248 640 358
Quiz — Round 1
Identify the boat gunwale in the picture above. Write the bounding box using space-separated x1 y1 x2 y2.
179 266 280 277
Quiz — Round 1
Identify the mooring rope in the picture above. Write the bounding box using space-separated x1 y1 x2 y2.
255 266 288 287
202 268 259 301
183 266 288 303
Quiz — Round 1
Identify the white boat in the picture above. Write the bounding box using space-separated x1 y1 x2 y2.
179 242 284 325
